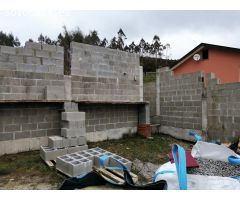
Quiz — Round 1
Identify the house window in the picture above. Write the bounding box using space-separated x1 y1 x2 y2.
202 49 209 60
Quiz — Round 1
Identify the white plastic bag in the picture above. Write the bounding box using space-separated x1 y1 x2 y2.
191 141 240 162
154 161 240 190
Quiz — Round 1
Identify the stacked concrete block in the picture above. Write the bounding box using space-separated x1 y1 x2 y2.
56 147 132 177
40 106 88 162
70 42 142 102
56 154 93 177
40 146 68 161
61 112 86 138
40 142 88 162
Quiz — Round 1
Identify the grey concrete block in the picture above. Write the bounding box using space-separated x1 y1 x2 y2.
42 58 56 66
42 44 57 52
40 146 67 161
45 86 65 100
25 42 41 50
62 137 70 148
77 136 87 146
62 112 85 121
109 155 132 171
17 48 34 56
56 46 64 53
68 137 78 147
62 121 85 129
9 55 24 63
56 155 73 175
1 46 16 55
56 155 93 177
25 56 41 65
77 151 94 161
61 128 86 138
51 52 64 60
93 153 108 167
71 158 93 177
0 132 14 141
48 136 64 149
35 50 50 58
67 144 88 154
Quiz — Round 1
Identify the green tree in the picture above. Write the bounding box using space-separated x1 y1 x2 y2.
129 42 136 53
37 33 45 44
99 38 108 47
0 31 20 47
116 28 127 50
109 36 118 49
84 30 100 46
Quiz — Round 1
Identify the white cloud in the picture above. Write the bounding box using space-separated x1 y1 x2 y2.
0 10 240 59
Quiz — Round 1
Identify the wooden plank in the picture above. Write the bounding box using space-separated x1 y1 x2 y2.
94 167 124 184
107 169 138 183
45 160 54 167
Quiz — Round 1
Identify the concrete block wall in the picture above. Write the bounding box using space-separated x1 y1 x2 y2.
157 67 204 129
70 42 142 102
78 104 138 141
207 76 240 142
0 103 62 155
143 81 156 121
0 69 67 101
0 42 64 74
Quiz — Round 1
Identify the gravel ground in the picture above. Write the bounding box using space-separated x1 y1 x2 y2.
187 158 240 177
132 159 159 183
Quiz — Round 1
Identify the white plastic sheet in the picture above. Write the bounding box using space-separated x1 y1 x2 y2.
191 141 240 162
154 162 240 190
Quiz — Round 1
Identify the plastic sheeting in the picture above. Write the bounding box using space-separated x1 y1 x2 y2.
154 161 240 190
191 141 240 162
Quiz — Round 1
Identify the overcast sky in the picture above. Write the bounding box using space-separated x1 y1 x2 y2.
0 10 240 59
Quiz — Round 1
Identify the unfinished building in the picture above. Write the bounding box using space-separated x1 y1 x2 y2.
0 42 148 155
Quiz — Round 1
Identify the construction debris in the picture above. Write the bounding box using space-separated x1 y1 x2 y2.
56 147 132 177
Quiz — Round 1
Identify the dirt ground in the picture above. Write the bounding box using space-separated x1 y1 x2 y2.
0 133 193 189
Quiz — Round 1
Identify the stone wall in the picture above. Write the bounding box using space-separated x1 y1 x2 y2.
70 42 143 102
78 104 138 141
0 103 62 155
207 75 240 142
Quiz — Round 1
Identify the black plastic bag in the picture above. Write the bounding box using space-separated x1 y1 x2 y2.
59 169 167 190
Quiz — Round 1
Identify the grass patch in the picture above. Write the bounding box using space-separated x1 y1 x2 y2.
0 151 63 184
88 133 193 165
0 134 192 188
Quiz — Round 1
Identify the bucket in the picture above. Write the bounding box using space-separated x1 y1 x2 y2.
138 124 151 138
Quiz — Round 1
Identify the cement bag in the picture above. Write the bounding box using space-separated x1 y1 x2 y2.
191 141 240 162
154 162 240 190
153 144 240 190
